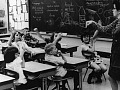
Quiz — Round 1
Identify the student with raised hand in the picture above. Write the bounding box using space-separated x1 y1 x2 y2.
86 0 120 89
81 33 107 84
34 28 62 50
4 46 27 84
4 46 42 90
44 43 79 90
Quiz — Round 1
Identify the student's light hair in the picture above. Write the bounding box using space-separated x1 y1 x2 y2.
44 43 55 54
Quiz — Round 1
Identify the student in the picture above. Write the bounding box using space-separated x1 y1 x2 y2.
22 28 39 47
4 46 27 84
81 33 107 84
86 0 120 89
4 46 41 90
8 31 44 62
34 28 62 50
44 43 79 90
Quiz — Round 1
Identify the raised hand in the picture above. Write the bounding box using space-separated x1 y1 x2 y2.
56 33 62 39
34 28 38 32
86 20 96 28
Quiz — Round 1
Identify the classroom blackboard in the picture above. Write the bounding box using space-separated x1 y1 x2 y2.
29 0 113 35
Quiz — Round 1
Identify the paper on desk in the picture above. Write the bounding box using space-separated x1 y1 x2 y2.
0 74 14 82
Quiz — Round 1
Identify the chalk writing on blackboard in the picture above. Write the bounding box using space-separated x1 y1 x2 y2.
29 0 113 35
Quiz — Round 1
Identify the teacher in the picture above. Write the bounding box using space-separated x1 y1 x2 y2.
86 0 120 90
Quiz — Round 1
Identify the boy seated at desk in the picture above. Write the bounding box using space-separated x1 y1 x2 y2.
4 46 41 90
34 28 62 51
81 33 107 84
44 43 79 90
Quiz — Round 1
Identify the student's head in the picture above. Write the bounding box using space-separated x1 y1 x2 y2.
81 33 90 44
44 43 58 55
22 28 29 35
4 46 19 63
112 0 120 17
14 32 22 41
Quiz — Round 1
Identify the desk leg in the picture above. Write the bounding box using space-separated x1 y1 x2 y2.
42 78 47 90
70 52 73 57
78 69 82 90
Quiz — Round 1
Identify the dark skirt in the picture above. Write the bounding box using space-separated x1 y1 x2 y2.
108 66 120 81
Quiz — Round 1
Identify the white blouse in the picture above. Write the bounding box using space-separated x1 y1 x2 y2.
6 57 27 84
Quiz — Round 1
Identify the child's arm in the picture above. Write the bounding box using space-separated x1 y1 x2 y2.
58 51 67 63
53 33 62 45
34 28 46 41
19 46 25 68
90 30 99 46
8 31 16 46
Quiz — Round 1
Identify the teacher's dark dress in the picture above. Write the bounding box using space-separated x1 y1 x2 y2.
96 19 120 80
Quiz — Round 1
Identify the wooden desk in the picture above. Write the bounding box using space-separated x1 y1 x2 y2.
0 74 15 90
23 61 56 90
31 48 45 61
26 40 46 48
65 56 89 90
61 44 79 57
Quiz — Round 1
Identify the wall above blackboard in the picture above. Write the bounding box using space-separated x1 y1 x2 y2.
29 0 113 35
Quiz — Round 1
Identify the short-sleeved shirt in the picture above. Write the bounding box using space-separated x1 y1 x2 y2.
45 54 67 77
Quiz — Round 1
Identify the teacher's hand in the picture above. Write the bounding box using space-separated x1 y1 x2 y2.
86 20 96 28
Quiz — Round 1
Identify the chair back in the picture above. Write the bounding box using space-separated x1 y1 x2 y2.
82 51 94 60
3 68 19 80
0 61 5 73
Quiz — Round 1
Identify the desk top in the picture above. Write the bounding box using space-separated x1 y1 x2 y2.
0 37 9 41
23 61 56 73
96 47 111 53
0 74 15 83
65 56 88 64
61 43 79 49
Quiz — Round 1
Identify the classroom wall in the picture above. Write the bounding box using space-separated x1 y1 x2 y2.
0 0 8 28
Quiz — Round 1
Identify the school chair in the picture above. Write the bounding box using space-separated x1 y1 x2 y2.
48 76 72 90
42 60 72 90
0 61 5 73
83 66 106 82
82 51 106 82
